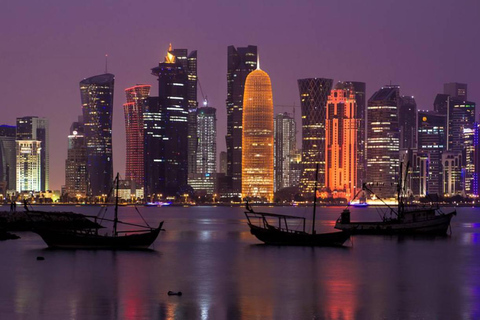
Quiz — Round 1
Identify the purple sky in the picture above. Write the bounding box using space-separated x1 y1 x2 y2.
1 0 479 190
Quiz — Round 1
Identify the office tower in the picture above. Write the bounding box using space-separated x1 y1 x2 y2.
151 46 189 196
16 140 41 192
168 46 198 176
325 82 357 200
219 151 227 174
342 81 366 189
289 151 302 188
242 67 274 202
0 125 16 193
366 85 400 198
399 95 417 150
64 118 87 199
143 97 165 198
188 102 217 194
80 73 114 197
442 151 462 196
297 78 333 198
16 116 49 192
226 45 258 195
444 82 467 100
124 85 150 190
474 123 480 197
416 111 446 196
274 112 296 191
433 94 449 115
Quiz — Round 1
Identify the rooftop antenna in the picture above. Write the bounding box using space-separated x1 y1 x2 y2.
105 54 108 74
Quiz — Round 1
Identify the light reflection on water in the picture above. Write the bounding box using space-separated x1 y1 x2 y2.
0 205 479 319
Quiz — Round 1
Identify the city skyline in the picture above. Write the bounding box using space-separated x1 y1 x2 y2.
1 0 479 190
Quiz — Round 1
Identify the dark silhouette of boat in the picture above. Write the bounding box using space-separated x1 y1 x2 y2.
335 163 456 235
32 174 163 249
244 165 349 247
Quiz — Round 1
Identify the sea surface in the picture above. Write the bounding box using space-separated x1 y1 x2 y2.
0 205 479 320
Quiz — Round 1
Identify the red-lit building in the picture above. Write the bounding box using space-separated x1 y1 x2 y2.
124 85 151 191
325 82 357 200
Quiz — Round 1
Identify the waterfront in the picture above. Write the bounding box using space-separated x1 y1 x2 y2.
0 205 479 320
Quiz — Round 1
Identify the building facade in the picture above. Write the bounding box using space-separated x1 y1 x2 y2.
80 73 115 197
399 95 417 150
64 118 87 199
242 68 274 202
366 85 400 198
274 112 296 192
0 125 16 194
124 85 150 191
325 82 357 200
297 78 333 198
226 45 257 196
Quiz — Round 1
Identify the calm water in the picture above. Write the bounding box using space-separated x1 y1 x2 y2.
0 205 479 320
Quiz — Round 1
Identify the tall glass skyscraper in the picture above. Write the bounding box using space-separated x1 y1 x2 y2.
65 117 87 199
16 116 49 192
399 95 417 150
226 45 257 196
274 112 296 192
242 68 274 202
80 73 114 197
297 78 333 198
124 85 150 190
0 125 16 194
150 46 189 196
366 85 400 198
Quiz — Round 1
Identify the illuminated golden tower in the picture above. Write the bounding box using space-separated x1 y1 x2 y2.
242 65 274 202
325 82 357 200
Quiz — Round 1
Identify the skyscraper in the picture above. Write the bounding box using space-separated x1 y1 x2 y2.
366 85 400 198
242 67 274 202
325 82 357 200
274 112 296 192
124 85 150 190
297 78 333 198
343 81 366 189
16 116 49 192
188 101 217 194
444 82 467 100
80 73 115 197
399 95 417 150
0 125 16 194
168 46 198 176
151 45 189 196
64 118 87 199
226 45 258 196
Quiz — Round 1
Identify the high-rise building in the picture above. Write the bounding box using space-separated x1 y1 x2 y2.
226 45 258 195
325 82 357 200
416 110 446 196
151 46 189 196
343 81 366 189
444 82 467 101
274 112 296 192
219 151 227 175
64 118 87 199
124 85 150 190
297 78 333 198
399 95 417 150
188 101 217 194
366 85 400 198
242 67 274 202
168 46 198 176
80 73 114 197
16 116 49 192
143 96 165 198
0 125 16 194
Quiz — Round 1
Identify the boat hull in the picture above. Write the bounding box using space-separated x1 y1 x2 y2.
248 224 349 247
335 213 454 235
34 222 163 249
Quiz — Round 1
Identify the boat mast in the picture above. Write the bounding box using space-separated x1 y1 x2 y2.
312 163 319 234
114 173 119 236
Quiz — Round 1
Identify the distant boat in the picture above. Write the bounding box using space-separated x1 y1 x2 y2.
335 162 456 235
32 174 163 249
244 164 349 247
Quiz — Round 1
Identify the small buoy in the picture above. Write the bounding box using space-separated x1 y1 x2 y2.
36 256 45 261
167 291 182 296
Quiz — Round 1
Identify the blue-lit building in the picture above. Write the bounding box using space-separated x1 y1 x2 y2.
80 73 115 197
